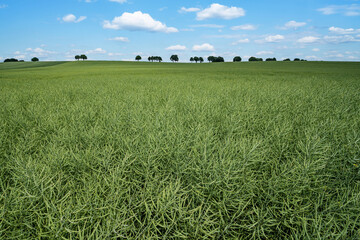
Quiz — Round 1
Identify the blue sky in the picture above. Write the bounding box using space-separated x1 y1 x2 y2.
0 0 359 62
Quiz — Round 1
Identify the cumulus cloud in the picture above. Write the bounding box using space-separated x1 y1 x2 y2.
86 48 107 54
179 7 200 13
324 35 360 43
312 48 320 52
14 55 26 59
196 3 245 20
305 55 320 60
265 35 284 42
256 51 274 55
283 20 306 29
232 39 250 45
318 4 360 16
109 0 127 3
329 26 360 34
103 11 178 33
62 14 87 23
108 53 123 56
192 43 215 51
166 45 187 51
109 36 129 42
297 36 320 43
26 47 55 56
231 24 256 30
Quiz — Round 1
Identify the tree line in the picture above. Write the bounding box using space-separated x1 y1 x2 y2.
3 57 39 62
133 55 307 63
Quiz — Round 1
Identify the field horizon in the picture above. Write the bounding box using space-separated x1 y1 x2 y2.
1 61 360 239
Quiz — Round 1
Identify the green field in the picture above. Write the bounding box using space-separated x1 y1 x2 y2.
1 61 360 239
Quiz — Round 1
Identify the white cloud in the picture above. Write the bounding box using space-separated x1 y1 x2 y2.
318 4 360 16
190 24 224 28
14 55 26 59
109 0 127 3
312 48 320 52
109 36 129 42
196 3 245 20
86 48 107 54
14 51 21 55
231 24 256 30
265 35 284 42
324 35 360 43
305 55 319 60
103 11 178 33
62 14 87 23
26 47 55 56
166 45 187 51
256 51 273 55
232 39 250 45
179 7 200 13
0 4 7 8
297 36 320 43
283 20 306 29
192 43 215 51
329 26 360 34
108 53 123 56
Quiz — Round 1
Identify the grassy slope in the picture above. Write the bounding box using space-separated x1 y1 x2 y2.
0 61 360 239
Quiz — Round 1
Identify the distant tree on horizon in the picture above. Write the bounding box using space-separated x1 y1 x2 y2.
4 58 19 62
148 56 162 62
249 57 263 62
207 56 215 62
213 56 224 62
135 55 142 61
199 57 204 63
194 56 199 63
75 55 80 61
266 58 277 61
190 57 194 63
294 58 300 61
170 55 179 62
31 57 39 62
233 56 242 62
75 54 87 61
283 58 291 61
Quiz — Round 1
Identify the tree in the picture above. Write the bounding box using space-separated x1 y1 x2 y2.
190 57 194 63
170 55 179 62
31 57 39 62
211 56 224 62
148 56 162 62
266 57 277 61
80 54 87 61
4 58 18 62
199 57 204 63
294 58 300 61
283 58 291 61
75 55 80 61
135 55 142 61
233 56 242 62
207 56 215 62
194 56 199 63
249 57 263 62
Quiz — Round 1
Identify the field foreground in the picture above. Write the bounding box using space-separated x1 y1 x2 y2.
1 61 360 239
